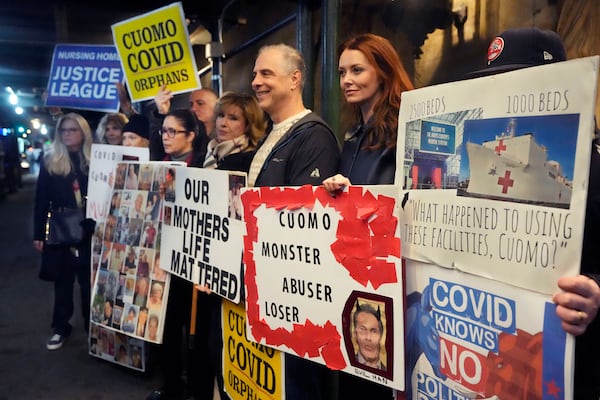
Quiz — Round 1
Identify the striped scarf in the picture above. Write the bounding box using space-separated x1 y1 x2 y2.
203 135 250 169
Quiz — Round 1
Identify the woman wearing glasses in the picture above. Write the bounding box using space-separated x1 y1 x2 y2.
149 108 208 400
159 109 208 167
32 112 95 351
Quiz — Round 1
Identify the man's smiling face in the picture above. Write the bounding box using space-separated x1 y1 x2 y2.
251 47 295 120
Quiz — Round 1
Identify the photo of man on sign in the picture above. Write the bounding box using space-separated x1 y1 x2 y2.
342 291 394 381
353 299 387 371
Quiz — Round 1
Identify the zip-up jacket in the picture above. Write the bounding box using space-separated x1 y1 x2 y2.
339 121 396 185
253 112 340 187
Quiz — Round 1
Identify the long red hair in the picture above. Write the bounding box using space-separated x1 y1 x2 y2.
339 33 414 150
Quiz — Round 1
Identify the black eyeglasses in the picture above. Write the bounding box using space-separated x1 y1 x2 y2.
159 128 187 138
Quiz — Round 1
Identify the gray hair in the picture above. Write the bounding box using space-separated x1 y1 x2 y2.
258 43 306 88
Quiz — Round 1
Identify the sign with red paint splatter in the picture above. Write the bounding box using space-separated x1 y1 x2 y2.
241 184 405 390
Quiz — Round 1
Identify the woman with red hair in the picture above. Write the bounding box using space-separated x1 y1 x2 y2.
324 33 414 192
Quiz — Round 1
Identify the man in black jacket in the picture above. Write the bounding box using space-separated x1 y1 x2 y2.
248 43 341 400
248 44 340 188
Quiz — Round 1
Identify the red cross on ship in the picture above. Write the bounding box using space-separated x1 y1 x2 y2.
464 118 571 207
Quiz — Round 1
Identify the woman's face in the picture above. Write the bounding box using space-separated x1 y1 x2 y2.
151 284 163 301
123 131 147 147
148 318 158 339
59 119 84 152
105 122 123 145
138 309 148 324
338 49 382 113
216 104 248 142
161 116 194 157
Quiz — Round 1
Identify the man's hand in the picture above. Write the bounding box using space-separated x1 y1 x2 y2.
553 275 600 336
154 85 173 115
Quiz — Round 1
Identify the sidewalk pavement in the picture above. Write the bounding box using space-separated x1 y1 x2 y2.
0 174 161 400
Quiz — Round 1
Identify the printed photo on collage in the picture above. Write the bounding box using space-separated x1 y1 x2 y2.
89 323 146 371
90 162 170 346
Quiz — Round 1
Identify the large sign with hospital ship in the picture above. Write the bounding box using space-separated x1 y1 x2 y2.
395 56 599 399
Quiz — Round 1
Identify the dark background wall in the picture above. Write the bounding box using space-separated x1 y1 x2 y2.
1 0 597 143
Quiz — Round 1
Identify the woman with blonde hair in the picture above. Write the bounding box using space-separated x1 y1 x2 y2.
203 91 267 171
194 91 267 400
33 112 95 350
96 113 128 145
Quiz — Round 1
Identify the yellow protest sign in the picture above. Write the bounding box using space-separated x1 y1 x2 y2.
223 301 284 400
111 2 201 101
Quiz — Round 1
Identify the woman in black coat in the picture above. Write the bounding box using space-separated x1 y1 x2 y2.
322 33 414 399
199 92 267 400
203 91 267 172
150 109 207 400
33 112 95 350
324 33 414 189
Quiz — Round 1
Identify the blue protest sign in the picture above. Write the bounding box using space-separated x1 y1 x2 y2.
45 44 124 112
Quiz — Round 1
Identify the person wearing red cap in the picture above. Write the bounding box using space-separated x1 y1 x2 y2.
475 27 600 400
468 27 567 77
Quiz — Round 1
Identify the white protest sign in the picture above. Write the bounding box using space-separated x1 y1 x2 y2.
241 185 405 390
160 166 246 303
90 162 178 348
396 56 599 294
87 150 153 370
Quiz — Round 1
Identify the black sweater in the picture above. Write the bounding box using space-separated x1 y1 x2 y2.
339 121 396 185
253 112 340 187
33 152 89 241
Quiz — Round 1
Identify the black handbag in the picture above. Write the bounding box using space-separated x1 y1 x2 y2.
45 177 86 245
46 207 85 245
